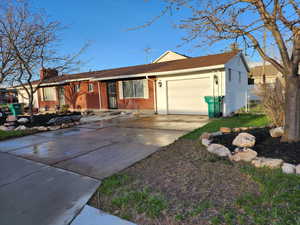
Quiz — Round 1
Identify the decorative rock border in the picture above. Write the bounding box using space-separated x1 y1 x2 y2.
200 126 300 175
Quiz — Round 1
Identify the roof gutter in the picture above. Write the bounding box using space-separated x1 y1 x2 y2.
91 64 225 81
40 81 66 87
39 78 91 87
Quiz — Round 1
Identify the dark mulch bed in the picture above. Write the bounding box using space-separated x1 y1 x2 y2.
17 112 81 127
213 128 300 164
89 139 259 225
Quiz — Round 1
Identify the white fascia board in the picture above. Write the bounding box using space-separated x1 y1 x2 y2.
91 64 225 81
64 78 92 82
40 81 66 87
39 78 92 87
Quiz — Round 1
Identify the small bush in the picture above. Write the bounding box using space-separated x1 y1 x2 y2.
59 104 70 114
253 79 285 127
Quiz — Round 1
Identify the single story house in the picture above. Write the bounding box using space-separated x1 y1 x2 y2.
18 50 249 116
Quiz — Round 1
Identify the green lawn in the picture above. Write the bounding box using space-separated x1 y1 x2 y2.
0 129 37 141
183 114 269 139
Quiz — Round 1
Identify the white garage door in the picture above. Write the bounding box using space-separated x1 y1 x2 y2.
167 78 211 115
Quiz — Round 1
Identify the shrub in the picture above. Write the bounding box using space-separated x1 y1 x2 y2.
59 104 69 114
253 79 285 127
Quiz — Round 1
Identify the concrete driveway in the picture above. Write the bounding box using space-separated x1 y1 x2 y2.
0 114 208 225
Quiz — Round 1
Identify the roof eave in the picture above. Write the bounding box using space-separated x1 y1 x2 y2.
91 64 225 81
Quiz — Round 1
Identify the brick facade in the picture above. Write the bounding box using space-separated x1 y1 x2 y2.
38 79 155 112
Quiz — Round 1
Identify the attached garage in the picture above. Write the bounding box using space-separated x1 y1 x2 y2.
166 78 211 115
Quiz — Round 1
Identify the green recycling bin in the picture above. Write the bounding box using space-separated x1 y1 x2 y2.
204 96 223 118
8 103 22 116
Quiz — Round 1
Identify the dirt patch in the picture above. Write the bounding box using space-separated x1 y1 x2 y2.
89 139 259 225
213 128 300 164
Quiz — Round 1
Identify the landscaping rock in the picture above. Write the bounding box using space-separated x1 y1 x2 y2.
282 163 296 174
230 148 257 162
233 128 241 132
232 132 256 148
296 165 300 174
240 127 249 131
201 132 212 140
14 125 27 131
251 157 284 169
35 126 49 131
211 131 223 137
49 126 61 131
47 116 73 125
70 114 82 122
17 117 29 124
207 144 231 157
201 138 211 147
269 127 284 138
61 123 70 129
220 127 232 133
0 125 9 131
6 115 17 122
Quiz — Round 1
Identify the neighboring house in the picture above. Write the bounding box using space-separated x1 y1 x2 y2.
152 51 189 63
18 50 249 116
248 64 283 101
16 88 39 108
249 64 282 84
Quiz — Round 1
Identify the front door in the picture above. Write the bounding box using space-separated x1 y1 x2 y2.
107 82 117 109
58 87 65 106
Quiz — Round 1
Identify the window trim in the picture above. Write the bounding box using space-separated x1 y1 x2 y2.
122 79 146 99
88 83 94 92
42 87 56 101
74 84 80 93
228 68 232 82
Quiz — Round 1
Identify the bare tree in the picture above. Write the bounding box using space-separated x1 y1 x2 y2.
0 29 16 83
64 83 87 110
152 0 300 142
0 0 88 115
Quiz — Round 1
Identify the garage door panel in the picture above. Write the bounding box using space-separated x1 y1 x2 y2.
167 78 211 115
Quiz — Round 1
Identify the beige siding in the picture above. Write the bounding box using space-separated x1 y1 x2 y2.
154 51 187 63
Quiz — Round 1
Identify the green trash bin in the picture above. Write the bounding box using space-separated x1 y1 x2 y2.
204 96 223 118
8 103 22 116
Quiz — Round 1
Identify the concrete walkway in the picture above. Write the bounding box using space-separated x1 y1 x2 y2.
0 153 99 225
0 115 208 225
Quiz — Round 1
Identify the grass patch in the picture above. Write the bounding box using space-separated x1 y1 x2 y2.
183 113 269 140
208 165 300 225
98 174 130 195
91 174 168 221
233 165 300 225
112 189 167 218
0 129 37 141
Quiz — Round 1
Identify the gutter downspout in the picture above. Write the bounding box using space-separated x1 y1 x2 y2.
97 82 102 111
146 75 157 114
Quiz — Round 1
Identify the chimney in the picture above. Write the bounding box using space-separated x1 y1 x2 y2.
40 68 58 80
229 43 240 52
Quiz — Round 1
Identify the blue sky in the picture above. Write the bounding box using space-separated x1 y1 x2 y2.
30 0 259 73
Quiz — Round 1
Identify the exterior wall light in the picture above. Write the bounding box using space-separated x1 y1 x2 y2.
158 81 162 87
214 75 219 85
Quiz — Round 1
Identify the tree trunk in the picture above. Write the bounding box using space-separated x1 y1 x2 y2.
28 96 34 117
282 76 300 142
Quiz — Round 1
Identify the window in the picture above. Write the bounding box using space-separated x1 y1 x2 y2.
122 80 144 98
74 84 80 93
43 87 56 101
238 72 241 83
88 83 94 92
228 68 232 82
